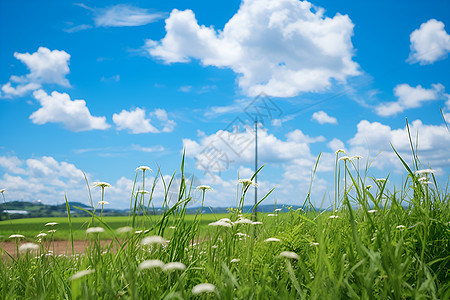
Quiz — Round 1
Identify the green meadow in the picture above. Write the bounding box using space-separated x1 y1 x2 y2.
0 152 449 299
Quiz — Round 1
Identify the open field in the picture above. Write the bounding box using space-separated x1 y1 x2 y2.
0 154 449 299
0 214 230 241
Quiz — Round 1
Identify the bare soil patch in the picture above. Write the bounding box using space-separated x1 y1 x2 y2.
1 240 113 259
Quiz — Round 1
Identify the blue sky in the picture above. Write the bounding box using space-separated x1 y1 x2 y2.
1 0 449 209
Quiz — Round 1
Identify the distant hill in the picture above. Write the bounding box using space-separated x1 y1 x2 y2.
0 201 128 220
0 201 313 220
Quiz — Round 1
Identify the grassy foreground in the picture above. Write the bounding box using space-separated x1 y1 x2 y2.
0 153 449 299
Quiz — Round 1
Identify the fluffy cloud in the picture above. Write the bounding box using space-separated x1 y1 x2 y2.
1 47 70 98
30 90 110 131
311 110 338 124
408 19 450 65
0 155 147 208
348 119 450 171
95 4 165 27
145 0 359 97
376 83 445 117
113 107 176 134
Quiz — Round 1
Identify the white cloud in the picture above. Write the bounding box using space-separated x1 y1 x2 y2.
408 19 450 65
30 90 110 131
327 138 345 152
178 85 192 92
95 4 165 27
311 110 338 124
183 127 324 179
113 107 176 134
376 83 445 117
63 24 93 33
1 47 71 98
348 119 450 171
145 0 359 97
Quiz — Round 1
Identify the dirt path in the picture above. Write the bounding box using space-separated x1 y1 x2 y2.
1 240 113 258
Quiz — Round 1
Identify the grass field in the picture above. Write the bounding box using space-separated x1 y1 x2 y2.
0 152 449 299
0 214 230 241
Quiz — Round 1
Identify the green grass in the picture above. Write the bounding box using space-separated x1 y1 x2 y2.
0 214 231 241
0 151 449 299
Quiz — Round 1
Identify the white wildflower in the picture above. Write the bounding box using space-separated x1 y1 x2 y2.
36 233 47 238
338 156 351 161
9 234 25 239
211 245 218 249
279 251 300 260
230 258 240 263
236 232 249 238
235 217 253 224
135 230 143 234
19 243 39 252
136 166 152 172
45 222 58 226
368 210 377 214
376 178 387 182
421 181 433 185
335 149 346 154
141 235 167 246
162 262 186 272
97 201 110 205
275 208 282 212
267 214 277 217
396 225 406 229
351 155 363 160
238 179 257 187
92 182 111 188
414 169 435 175
192 283 216 295
208 220 232 228
264 237 281 242
329 215 339 219
48 229 57 233
116 226 133 234
252 221 263 225
418 177 427 182
196 185 213 191
138 259 164 270
310 242 319 246
86 227 105 234
69 269 95 281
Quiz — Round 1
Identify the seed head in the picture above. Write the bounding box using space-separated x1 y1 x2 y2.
45 222 58 226
279 251 300 260
136 166 152 172
92 182 111 189
19 243 39 252
141 235 167 246
69 269 95 281
264 237 281 242
196 185 213 191
192 283 216 295
162 262 186 272
138 259 164 270
86 227 105 234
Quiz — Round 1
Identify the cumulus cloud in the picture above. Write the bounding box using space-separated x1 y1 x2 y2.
348 119 450 171
376 83 445 117
1 47 71 98
94 4 165 27
112 107 176 134
183 126 324 179
311 110 338 124
30 90 110 131
408 19 450 65
145 0 359 97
